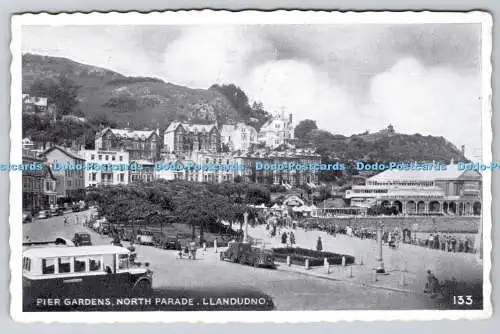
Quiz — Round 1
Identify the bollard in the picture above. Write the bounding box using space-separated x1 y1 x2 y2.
214 239 218 253
373 270 378 282
342 256 346 267
286 255 291 267
349 266 353 278
324 258 329 274
203 242 207 252
305 258 310 270
402 261 407 273
399 271 406 286
359 256 363 265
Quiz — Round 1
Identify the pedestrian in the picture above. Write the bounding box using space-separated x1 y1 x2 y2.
281 232 288 245
184 244 190 259
316 236 323 251
290 231 296 246
451 237 457 252
64 217 68 225
464 238 470 253
425 270 435 293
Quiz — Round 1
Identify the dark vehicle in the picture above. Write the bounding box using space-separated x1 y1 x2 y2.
23 212 32 224
153 233 181 250
72 205 81 212
220 242 275 268
72 233 92 246
22 245 153 302
101 225 110 235
52 208 65 216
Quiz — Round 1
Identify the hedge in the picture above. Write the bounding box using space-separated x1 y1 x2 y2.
272 247 355 266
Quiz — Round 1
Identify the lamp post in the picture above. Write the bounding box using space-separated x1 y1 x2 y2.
243 212 249 243
376 221 386 274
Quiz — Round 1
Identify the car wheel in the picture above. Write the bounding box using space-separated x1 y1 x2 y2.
133 280 152 295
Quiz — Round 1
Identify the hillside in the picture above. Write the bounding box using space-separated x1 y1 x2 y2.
22 54 248 128
302 127 466 167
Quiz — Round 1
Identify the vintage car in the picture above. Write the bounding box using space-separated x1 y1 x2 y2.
22 245 153 298
71 204 81 212
23 212 32 224
136 230 154 246
153 233 181 250
220 242 275 268
36 210 49 219
72 233 92 246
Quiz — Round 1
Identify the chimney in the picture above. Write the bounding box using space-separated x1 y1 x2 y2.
461 145 465 157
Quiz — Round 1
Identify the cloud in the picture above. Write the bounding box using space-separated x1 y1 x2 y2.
21 25 483 156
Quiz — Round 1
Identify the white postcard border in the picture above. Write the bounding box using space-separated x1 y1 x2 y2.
9 10 493 323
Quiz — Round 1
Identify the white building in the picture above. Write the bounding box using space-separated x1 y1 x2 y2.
345 163 482 216
258 108 294 148
220 123 258 152
155 151 239 184
79 149 129 187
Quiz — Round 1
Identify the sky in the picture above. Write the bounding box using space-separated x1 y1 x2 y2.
22 24 483 158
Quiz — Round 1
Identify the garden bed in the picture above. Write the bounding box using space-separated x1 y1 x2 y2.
272 247 355 266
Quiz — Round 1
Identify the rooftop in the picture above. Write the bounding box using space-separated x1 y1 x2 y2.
23 245 129 258
367 164 481 182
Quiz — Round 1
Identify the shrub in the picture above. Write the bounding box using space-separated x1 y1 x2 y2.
272 247 355 266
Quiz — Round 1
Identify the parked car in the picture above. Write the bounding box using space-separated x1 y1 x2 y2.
220 241 275 268
153 233 181 250
72 205 81 212
37 210 49 219
23 212 32 224
51 207 65 216
72 233 92 246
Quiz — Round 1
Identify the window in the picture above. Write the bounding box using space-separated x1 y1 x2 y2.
91 154 95 160
58 257 71 273
98 155 102 160
23 257 31 271
112 156 116 161
117 254 129 270
42 258 56 274
105 155 109 161
74 257 87 273
120 173 124 182
119 155 123 162
89 257 102 272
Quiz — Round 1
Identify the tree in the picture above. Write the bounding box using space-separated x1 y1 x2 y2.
29 74 80 116
294 119 318 139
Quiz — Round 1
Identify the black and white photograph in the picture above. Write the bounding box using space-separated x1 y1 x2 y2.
10 11 492 322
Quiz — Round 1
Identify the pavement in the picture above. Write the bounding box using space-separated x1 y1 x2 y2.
23 213 453 310
248 225 483 297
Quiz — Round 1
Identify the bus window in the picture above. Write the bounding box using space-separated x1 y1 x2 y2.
22 257 31 271
117 254 129 270
89 256 102 272
58 257 71 273
42 258 56 274
74 257 87 273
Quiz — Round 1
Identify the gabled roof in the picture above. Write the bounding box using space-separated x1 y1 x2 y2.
40 146 85 161
97 127 156 140
166 122 218 134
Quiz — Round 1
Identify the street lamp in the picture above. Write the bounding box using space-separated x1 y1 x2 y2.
243 212 249 243
376 221 386 274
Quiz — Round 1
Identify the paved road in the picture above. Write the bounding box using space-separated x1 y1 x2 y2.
23 213 440 311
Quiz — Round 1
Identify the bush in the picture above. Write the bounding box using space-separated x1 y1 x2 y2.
272 247 355 266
